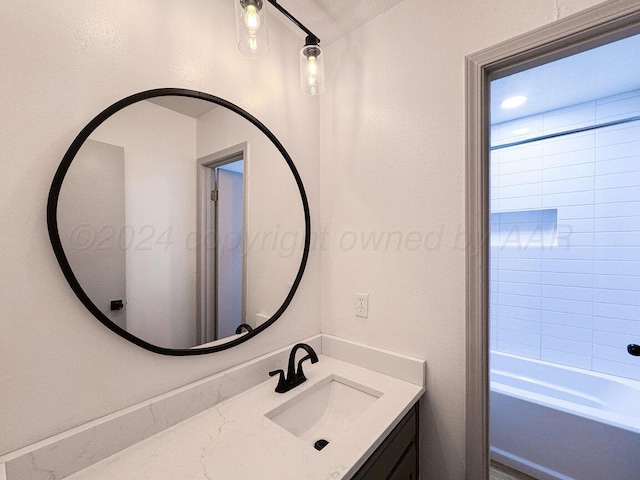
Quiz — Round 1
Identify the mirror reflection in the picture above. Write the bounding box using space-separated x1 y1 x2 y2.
55 93 306 351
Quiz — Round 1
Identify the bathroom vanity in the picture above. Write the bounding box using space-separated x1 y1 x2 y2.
0 335 424 480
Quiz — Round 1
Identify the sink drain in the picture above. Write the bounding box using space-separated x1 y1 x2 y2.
314 439 330 451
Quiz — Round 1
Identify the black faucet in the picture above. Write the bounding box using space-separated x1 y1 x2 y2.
269 343 319 393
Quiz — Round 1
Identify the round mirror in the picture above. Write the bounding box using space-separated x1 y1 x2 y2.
47 89 310 355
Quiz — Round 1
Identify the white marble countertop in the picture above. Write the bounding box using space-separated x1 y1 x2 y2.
65 355 424 480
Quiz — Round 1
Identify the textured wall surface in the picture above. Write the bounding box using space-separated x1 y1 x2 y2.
319 0 607 478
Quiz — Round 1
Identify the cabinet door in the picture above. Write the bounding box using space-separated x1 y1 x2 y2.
388 444 417 480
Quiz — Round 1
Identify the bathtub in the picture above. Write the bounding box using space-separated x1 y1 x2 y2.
490 352 640 480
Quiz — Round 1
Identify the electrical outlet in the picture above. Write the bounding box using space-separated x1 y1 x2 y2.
355 293 369 318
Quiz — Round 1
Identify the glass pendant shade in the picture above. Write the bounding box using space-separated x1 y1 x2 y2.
300 39 324 95
235 0 269 58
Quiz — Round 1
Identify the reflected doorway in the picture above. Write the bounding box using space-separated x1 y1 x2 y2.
198 145 247 343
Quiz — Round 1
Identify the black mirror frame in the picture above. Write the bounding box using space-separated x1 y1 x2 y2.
47 88 311 355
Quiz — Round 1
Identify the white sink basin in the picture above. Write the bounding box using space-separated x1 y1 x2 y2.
265 375 382 448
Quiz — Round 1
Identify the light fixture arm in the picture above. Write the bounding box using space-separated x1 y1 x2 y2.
266 0 320 45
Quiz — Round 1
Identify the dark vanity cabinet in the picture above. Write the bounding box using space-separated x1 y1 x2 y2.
351 404 419 480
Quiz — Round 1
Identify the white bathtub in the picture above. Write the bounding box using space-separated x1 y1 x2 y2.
490 352 640 480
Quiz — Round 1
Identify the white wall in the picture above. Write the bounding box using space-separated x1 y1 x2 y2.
319 0 606 478
0 0 320 456
91 101 198 349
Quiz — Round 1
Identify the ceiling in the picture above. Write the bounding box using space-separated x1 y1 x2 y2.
491 32 640 125
268 0 406 46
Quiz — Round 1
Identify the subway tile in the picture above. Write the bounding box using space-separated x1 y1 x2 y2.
596 122 640 148
595 217 640 232
500 183 543 198
498 328 541 347
541 259 593 274
541 349 592 369
595 201 640 218
490 338 498 350
592 344 640 366
499 196 543 211
542 297 592 315
499 258 542 272
592 329 633 348
498 281 541 296
593 303 640 323
498 305 541 322
496 340 540 359
592 343 640 367
595 185 640 204
595 156 640 176
540 311 592 329
593 316 640 335
542 131 594 156
543 176 594 195
595 141 640 163
543 149 595 169
499 269 542 284
496 245 542 259
594 274 640 291
541 323 592 342
498 317 540 334
593 288 640 306
558 218 594 233
543 162 595 182
542 335 592 356
500 170 543 187
541 271 593 288
558 205 594 220
542 190 595 208
596 171 640 190
498 143 543 162
541 284 592 302
556 232 593 247
594 260 640 276
541 246 593 260
491 186 499 200
498 157 543 175
594 232 640 247
592 358 640 381
593 248 640 262
498 293 541 309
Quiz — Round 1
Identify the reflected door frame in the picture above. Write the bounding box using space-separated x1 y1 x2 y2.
197 142 249 344
465 2 640 478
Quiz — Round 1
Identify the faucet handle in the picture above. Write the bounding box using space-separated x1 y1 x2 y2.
296 354 314 378
269 369 285 380
269 369 288 393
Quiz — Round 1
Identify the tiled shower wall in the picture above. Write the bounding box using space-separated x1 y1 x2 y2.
490 89 640 381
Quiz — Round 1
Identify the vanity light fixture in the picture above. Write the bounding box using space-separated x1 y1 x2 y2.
235 0 325 95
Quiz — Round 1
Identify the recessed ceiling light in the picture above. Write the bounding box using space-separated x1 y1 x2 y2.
500 95 528 109
512 127 530 135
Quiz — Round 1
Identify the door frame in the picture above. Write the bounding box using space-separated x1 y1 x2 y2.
196 142 249 344
465 1 640 477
